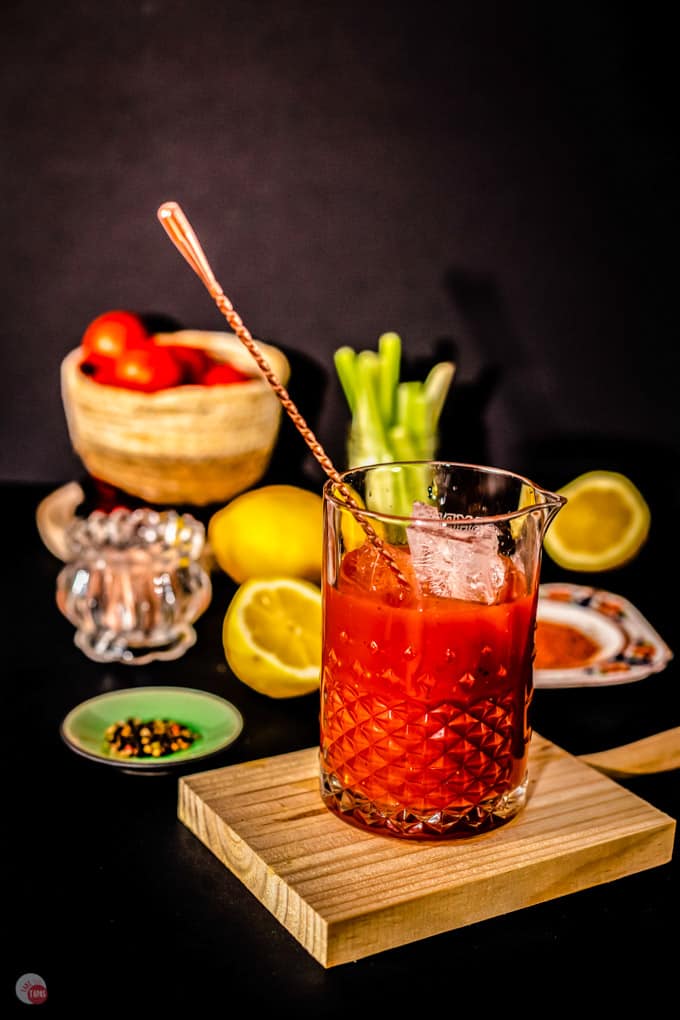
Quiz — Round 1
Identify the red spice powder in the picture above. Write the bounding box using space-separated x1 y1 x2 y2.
534 620 601 670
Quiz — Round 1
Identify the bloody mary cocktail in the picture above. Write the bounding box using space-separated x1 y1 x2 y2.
320 462 564 840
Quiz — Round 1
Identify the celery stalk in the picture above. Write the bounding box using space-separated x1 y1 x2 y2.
354 351 388 457
365 464 412 525
334 346 357 415
424 361 456 430
410 388 429 440
395 381 421 431
387 425 419 461
377 332 401 428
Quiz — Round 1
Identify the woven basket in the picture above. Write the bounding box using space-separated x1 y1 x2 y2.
61 330 291 506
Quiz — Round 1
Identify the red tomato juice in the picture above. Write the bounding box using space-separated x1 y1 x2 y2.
320 542 537 837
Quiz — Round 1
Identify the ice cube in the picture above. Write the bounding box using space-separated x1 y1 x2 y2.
340 539 414 606
406 502 507 603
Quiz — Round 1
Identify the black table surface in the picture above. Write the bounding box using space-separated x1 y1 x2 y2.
6 472 679 1012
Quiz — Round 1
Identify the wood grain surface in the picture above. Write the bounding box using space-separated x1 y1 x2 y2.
178 733 675 968
577 727 680 778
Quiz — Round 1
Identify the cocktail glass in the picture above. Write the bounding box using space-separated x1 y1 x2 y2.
320 460 565 840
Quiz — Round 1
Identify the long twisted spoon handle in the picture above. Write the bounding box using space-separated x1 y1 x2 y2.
157 201 408 586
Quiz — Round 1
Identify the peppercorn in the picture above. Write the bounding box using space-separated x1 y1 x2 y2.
104 717 199 758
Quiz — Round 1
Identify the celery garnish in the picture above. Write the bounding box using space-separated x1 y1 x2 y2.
395 381 423 433
387 425 418 461
334 346 357 415
377 332 401 428
334 332 455 520
354 351 388 451
424 361 456 431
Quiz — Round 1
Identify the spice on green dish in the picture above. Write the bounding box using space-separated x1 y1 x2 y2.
104 717 199 758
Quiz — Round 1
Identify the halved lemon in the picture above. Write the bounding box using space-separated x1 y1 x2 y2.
543 470 651 572
222 577 322 698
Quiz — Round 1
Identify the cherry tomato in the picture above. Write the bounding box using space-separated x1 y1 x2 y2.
111 346 183 392
81 310 149 363
201 362 253 385
88 477 131 513
79 357 116 386
160 344 212 384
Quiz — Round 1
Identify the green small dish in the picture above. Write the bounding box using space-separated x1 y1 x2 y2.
60 686 244 774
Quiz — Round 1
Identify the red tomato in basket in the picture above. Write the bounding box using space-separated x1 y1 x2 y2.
111 345 183 392
79 357 117 385
201 362 253 385
81 310 149 363
88 477 131 513
160 344 213 384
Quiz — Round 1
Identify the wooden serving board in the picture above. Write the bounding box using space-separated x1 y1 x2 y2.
178 733 675 968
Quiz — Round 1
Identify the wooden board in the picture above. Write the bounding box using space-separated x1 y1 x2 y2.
178 733 675 968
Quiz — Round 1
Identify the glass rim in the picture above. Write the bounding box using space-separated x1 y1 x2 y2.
323 459 565 525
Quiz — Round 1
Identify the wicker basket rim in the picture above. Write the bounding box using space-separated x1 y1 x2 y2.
61 330 290 408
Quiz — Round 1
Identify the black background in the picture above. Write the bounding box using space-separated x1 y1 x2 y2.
4 4 680 1012
2 2 678 488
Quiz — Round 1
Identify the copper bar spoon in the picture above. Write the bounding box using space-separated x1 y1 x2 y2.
157 200 408 586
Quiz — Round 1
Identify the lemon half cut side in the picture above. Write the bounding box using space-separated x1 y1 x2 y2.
222 576 322 698
543 470 651 572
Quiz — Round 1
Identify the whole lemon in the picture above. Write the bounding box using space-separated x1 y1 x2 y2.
208 484 323 584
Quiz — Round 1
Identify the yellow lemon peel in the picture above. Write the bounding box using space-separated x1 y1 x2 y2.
208 484 322 584
543 470 650 572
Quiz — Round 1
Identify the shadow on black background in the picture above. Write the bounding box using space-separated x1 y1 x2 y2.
422 339 500 467
140 310 185 334
444 265 517 348
442 264 531 469
441 259 680 621
263 341 330 489
443 261 680 494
